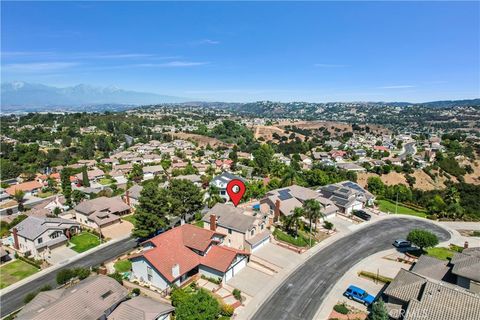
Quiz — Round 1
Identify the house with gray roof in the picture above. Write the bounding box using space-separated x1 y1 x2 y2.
260 185 339 221
209 172 246 201
451 247 480 293
11 216 80 259
383 269 480 320
74 196 130 229
318 181 374 214
16 275 172 320
203 203 270 252
125 184 143 207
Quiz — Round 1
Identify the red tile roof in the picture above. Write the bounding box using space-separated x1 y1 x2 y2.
6 181 43 196
201 246 250 272
133 224 226 282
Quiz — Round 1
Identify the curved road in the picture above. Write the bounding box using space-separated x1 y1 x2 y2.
251 218 451 320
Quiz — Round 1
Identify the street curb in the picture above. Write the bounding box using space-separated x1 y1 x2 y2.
0 235 132 295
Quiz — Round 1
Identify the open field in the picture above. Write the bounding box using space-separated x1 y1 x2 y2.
376 199 427 218
170 132 228 147
253 125 306 141
0 260 39 289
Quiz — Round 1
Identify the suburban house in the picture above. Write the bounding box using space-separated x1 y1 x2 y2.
450 247 480 293
129 224 249 291
11 216 80 259
202 203 271 252
173 174 202 187
16 275 174 320
260 185 339 222
74 168 105 185
318 181 374 214
125 184 143 207
210 172 246 201
142 165 164 180
383 268 480 320
5 180 43 197
74 196 131 229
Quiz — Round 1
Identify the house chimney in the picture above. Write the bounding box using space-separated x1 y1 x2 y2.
125 190 130 206
13 227 19 250
274 200 281 222
210 214 217 231
464 241 469 249
172 263 180 278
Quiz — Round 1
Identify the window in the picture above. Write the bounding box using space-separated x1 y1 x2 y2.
37 238 43 244
251 229 255 236
101 290 113 299
228 229 232 234
147 266 153 281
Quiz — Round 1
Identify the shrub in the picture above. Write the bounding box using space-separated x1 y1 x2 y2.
200 274 222 284
56 268 75 285
24 292 38 304
108 272 123 284
472 230 480 237
39 284 52 292
233 288 242 301
333 303 349 315
358 271 393 284
132 288 141 295
323 221 334 230
220 303 234 317
74 267 91 280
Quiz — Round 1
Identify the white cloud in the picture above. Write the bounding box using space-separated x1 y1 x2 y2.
379 85 416 89
133 61 209 67
3 62 79 72
189 39 220 46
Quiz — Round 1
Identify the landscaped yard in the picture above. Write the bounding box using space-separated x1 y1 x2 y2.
273 228 311 247
114 259 132 273
99 178 116 185
37 191 54 198
193 220 204 228
376 199 427 218
426 247 456 260
70 232 101 253
122 214 136 226
0 260 39 289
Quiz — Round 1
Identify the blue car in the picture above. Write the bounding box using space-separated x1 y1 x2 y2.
343 285 375 306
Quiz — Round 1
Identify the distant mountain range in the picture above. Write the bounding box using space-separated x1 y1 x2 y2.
1 82 189 112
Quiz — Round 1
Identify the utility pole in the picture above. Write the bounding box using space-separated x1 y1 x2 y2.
395 191 399 215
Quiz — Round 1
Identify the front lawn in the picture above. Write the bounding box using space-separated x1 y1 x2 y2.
122 214 136 226
70 232 101 253
99 178 116 185
37 191 54 198
114 259 132 273
273 228 309 247
0 260 39 289
377 199 427 218
410 246 457 261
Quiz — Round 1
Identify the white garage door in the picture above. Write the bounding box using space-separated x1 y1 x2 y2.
224 256 247 282
224 267 234 282
251 236 270 253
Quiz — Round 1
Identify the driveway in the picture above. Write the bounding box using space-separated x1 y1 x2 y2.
227 266 273 297
46 246 77 265
102 221 133 239
251 218 450 320
252 243 302 269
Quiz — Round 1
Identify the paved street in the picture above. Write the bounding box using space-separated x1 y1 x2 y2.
0 237 138 317
251 218 450 320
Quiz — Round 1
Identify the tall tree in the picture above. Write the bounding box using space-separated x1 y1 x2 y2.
253 144 274 175
132 182 168 238
169 179 203 223
303 199 323 235
368 299 389 320
14 190 25 212
82 166 90 187
407 229 439 251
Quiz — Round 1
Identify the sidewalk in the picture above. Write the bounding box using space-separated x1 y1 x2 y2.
0 235 131 295
235 214 457 320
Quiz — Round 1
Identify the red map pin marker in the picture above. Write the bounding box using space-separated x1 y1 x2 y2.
226 179 246 207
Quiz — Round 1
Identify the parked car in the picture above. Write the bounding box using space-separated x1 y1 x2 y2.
352 210 371 221
393 239 411 248
343 285 375 306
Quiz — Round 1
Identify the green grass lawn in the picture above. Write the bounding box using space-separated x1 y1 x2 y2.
99 178 116 185
426 247 456 260
70 232 101 253
0 260 39 289
273 228 309 247
377 199 427 218
37 191 54 198
122 214 136 226
114 259 132 273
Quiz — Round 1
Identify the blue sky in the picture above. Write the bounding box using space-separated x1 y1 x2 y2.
1 1 479 102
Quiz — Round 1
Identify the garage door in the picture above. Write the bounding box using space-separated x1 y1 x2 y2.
251 236 270 253
224 256 247 282
224 267 234 282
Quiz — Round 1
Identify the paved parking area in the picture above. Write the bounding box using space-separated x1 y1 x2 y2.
46 246 78 264
252 243 302 269
227 265 273 297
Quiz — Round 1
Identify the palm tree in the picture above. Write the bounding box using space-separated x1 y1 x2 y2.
281 166 300 187
291 207 304 238
303 199 322 237
14 190 25 212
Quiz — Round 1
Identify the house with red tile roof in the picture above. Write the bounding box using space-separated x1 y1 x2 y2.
5 181 43 196
129 224 249 291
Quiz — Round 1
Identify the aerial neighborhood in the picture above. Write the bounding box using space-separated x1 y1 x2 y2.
1 106 479 320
